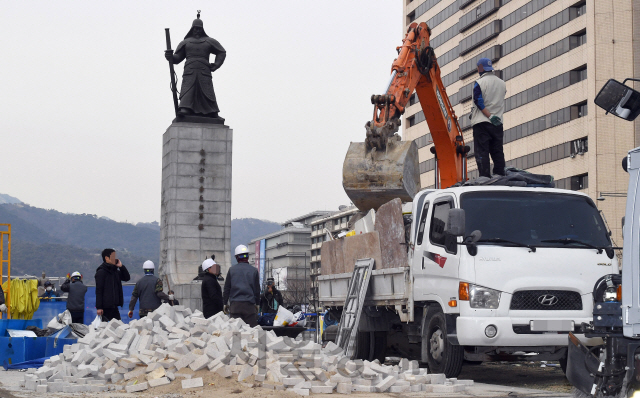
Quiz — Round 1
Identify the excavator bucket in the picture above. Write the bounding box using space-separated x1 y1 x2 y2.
342 140 421 212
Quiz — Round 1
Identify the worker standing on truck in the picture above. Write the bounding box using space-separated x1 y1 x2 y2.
223 245 260 327
470 58 507 178
201 258 223 318
61 272 87 324
128 261 172 318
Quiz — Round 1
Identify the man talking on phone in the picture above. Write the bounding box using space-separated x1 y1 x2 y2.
95 248 131 321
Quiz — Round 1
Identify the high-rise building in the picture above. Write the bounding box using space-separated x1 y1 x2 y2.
402 0 639 244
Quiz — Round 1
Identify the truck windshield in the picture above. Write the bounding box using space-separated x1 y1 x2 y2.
460 191 612 248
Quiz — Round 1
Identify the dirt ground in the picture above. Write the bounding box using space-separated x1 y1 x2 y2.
458 360 572 393
0 360 572 398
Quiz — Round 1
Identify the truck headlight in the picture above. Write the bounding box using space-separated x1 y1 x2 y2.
469 284 501 309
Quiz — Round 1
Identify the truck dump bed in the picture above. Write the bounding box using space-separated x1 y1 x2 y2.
318 267 411 306
317 198 414 321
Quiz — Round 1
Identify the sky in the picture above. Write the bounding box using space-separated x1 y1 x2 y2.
0 1 403 225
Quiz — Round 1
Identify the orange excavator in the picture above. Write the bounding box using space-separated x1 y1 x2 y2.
343 22 469 211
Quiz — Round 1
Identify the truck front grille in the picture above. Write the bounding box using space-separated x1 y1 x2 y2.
510 290 582 311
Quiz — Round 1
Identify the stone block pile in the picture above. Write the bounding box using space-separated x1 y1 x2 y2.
19 304 472 395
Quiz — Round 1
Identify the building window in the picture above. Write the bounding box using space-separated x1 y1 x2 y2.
459 0 500 33
555 174 588 190
459 20 502 56
503 32 587 81
570 137 588 157
504 66 586 112
408 0 444 23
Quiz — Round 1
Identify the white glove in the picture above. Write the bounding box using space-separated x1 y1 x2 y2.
168 294 175 301
0 304 8 313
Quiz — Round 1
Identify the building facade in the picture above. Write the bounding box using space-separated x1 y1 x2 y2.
402 0 639 244
247 211 331 306
309 206 360 305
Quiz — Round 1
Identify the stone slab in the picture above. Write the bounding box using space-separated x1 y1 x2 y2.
320 238 345 275
182 377 204 389
374 198 408 269
342 232 383 273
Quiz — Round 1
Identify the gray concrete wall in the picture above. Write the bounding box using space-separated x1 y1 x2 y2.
159 122 232 289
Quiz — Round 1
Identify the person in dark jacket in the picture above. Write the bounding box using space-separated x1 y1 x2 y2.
40 280 61 301
223 245 260 327
259 278 284 314
95 248 131 321
61 272 88 324
128 261 171 318
201 259 223 318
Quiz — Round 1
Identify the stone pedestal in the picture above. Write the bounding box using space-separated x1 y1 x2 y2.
159 122 232 309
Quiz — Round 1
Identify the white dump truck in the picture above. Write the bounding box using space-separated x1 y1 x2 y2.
318 186 618 377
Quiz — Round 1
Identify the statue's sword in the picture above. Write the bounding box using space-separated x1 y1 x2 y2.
165 28 179 117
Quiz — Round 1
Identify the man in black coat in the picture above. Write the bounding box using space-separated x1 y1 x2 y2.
201 259 223 318
61 271 88 324
95 248 131 321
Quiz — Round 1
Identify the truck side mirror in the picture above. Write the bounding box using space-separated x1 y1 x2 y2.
465 230 482 244
594 79 640 121
445 209 465 237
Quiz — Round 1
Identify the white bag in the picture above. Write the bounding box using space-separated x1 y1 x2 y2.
90 315 102 330
47 309 72 329
293 311 307 327
273 306 295 327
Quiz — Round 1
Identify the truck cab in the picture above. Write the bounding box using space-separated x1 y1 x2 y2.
409 186 617 375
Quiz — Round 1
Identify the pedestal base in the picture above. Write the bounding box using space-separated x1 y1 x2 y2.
172 282 203 312
159 121 232 288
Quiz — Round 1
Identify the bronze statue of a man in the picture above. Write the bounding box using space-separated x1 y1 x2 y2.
165 15 226 119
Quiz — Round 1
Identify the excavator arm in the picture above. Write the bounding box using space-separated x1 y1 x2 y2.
343 22 468 211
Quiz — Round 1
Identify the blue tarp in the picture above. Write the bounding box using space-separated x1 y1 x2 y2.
3 357 48 370
32 284 140 326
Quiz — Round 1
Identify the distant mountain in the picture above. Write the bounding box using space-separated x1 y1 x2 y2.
136 221 160 231
0 194 21 205
0 203 158 281
0 201 281 280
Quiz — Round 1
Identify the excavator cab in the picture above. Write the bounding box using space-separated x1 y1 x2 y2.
342 22 468 212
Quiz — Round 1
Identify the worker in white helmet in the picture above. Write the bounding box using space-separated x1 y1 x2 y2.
201 258 223 318
61 271 88 323
128 261 172 318
223 245 260 327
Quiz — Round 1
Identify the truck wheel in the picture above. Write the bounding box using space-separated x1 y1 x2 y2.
422 310 463 377
353 331 371 360
373 331 387 363
353 332 387 362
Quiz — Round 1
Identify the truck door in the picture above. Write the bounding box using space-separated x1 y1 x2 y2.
415 195 460 310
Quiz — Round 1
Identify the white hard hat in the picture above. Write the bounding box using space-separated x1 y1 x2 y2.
71 272 82 278
143 260 155 270
202 258 216 271
234 245 249 256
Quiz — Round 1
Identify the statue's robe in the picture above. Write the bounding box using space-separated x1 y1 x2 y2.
175 37 225 116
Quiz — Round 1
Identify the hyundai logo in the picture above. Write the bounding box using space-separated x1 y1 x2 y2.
538 295 559 306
